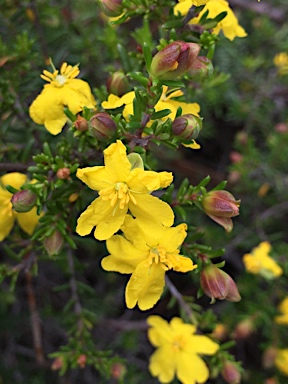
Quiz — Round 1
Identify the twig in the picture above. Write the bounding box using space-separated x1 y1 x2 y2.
25 270 46 366
165 275 197 323
0 163 31 172
67 249 84 333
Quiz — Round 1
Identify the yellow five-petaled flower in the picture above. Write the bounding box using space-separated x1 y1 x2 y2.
29 61 96 135
147 315 219 384
101 216 196 310
0 173 41 241
76 140 174 241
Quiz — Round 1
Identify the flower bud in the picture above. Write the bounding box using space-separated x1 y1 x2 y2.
44 230 64 256
57 167 70 180
74 115 89 132
77 354 87 369
111 362 126 380
51 357 63 371
221 361 241 384
89 112 117 141
11 190 37 212
107 72 130 96
172 114 202 141
233 318 254 340
150 41 200 80
200 264 241 303
202 190 240 232
262 347 277 369
100 0 123 17
188 56 213 80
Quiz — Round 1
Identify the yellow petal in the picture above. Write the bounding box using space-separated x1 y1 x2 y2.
15 207 41 235
185 334 219 355
125 261 165 310
1 172 27 190
137 171 173 191
160 223 187 252
182 140 201 149
149 346 176 383
0 210 15 241
147 316 173 347
176 351 209 384
76 166 113 190
103 140 132 181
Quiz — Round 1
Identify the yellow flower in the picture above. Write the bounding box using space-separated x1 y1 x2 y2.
0 173 41 241
102 87 201 148
275 349 288 376
147 316 219 383
273 52 288 76
76 140 174 241
275 297 288 325
29 61 96 135
101 216 196 310
175 0 247 41
242 241 283 279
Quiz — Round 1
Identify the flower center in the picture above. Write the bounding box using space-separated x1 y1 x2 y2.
99 182 137 210
40 61 80 87
147 245 180 271
172 335 185 352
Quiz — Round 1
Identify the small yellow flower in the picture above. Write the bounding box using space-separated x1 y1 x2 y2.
243 241 283 279
174 0 247 41
273 52 288 76
0 173 41 241
147 316 219 383
102 216 196 310
29 61 96 135
76 140 174 241
275 297 288 325
275 349 288 376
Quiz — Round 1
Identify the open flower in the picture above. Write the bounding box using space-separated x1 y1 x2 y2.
174 0 247 41
76 140 174 241
29 61 96 135
102 87 201 148
274 297 288 325
243 241 283 279
147 316 219 383
0 173 41 241
101 216 196 310
275 349 288 376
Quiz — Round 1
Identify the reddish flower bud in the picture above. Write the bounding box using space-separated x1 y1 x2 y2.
150 41 200 80
111 362 126 380
77 354 87 369
200 264 241 303
233 318 254 340
188 56 213 80
262 347 277 369
51 357 63 371
107 72 130 96
172 114 202 141
89 112 117 141
202 190 240 232
11 190 37 212
221 361 241 384
74 115 89 132
100 0 123 17
57 167 70 180
44 230 64 256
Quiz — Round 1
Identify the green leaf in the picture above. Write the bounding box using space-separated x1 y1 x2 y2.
151 108 171 120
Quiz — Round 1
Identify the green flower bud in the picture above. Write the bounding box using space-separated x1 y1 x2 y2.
200 264 241 303
11 190 37 212
89 112 117 141
202 190 240 232
107 72 130 96
44 230 64 256
100 0 123 17
149 41 200 80
172 114 202 141
188 56 214 80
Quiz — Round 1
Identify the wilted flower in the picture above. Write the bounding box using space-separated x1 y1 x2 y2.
147 315 219 384
0 173 41 241
89 112 117 141
202 190 240 232
243 242 283 279
149 41 200 80
102 216 196 310
76 140 174 241
29 61 96 135
200 263 241 303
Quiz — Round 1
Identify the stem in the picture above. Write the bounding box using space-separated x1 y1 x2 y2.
25 270 45 366
165 275 197 324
